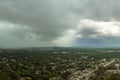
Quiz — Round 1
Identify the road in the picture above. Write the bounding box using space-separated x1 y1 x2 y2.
103 59 116 67
69 59 116 80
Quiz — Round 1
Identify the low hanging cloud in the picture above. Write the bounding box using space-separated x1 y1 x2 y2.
74 19 120 47
77 19 120 38
0 0 120 47
54 19 120 47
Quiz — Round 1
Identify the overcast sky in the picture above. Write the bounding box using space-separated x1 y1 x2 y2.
0 0 120 48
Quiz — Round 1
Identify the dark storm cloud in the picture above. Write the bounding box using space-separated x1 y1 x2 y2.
0 0 79 41
73 0 120 20
0 0 120 47
76 27 99 37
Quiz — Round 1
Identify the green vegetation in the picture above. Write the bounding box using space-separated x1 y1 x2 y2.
0 48 120 80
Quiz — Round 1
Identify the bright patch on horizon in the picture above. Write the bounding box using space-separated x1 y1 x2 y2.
78 19 120 37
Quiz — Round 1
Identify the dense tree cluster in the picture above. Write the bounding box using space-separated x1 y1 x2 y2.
0 48 120 80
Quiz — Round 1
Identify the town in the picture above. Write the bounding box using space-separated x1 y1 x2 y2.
0 48 120 80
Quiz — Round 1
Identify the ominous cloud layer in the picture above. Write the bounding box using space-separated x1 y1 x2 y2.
0 0 120 47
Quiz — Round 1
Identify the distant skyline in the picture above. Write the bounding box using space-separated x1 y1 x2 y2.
0 0 120 48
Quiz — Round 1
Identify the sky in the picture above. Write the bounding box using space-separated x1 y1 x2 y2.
0 0 120 48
